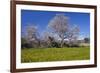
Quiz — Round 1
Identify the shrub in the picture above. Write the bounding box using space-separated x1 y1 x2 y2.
51 42 60 48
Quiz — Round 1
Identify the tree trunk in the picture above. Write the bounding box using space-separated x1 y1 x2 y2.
60 38 64 48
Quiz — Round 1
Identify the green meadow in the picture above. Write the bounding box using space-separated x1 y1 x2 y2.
21 47 90 63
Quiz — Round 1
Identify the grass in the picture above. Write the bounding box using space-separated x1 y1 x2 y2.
21 47 90 63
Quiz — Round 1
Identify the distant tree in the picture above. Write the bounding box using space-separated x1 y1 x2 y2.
84 38 90 43
25 24 40 48
25 25 37 41
48 14 69 47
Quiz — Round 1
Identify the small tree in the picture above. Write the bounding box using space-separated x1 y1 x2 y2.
48 14 69 47
25 24 39 48
26 25 37 40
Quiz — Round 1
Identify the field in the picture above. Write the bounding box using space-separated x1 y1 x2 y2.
21 47 90 63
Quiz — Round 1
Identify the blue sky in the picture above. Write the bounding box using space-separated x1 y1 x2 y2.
21 9 90 39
